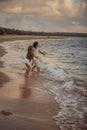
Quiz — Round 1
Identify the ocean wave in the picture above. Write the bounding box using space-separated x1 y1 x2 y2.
44 63 87 130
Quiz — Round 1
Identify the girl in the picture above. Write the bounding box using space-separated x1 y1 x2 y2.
32 41 45 72
24 45 37 77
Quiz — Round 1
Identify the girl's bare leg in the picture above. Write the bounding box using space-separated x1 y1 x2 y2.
31 65 36 72
37 67 40 72
24 64 31 77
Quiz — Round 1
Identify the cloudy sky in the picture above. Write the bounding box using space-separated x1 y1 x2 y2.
0 0 87 33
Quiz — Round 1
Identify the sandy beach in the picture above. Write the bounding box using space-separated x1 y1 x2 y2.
0 35 67 43
0 35 59 130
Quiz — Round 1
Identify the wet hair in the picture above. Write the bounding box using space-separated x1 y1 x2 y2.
28 45 32 52
26 45 33 60
33 41 38 48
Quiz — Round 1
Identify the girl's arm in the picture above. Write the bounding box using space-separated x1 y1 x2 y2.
39 50 45 56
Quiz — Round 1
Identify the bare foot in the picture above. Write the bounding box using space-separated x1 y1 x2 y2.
24 74 29 78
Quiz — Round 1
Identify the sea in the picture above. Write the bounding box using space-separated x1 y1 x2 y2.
1 37 87 130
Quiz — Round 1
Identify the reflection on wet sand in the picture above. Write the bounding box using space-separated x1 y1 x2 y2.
20 78 31 98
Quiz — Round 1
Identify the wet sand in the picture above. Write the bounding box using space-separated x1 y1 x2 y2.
0 35 59 130
0 46 10 87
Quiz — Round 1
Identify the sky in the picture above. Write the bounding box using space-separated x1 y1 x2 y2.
0 0 87 33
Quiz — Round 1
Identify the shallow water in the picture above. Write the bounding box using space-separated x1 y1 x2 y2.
0 37 87 130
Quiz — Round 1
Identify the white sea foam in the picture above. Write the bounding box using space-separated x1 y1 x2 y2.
43 61 87 130
45 63 71 81
44 64 87 130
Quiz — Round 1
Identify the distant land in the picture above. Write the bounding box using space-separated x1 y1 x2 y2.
0 27 87 37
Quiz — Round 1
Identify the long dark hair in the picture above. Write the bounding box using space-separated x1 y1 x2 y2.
26 45 33 60
33 41 38 48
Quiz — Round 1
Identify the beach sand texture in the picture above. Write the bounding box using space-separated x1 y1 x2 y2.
0 35 59 130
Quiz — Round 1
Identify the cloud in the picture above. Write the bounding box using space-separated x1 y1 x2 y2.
6 6 22 13
70 21 87 33
0 0 86 17
0 0 87 33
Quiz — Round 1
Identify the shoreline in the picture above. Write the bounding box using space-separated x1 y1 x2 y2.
0 35 68 43
0 46 10 87
0 36 59 130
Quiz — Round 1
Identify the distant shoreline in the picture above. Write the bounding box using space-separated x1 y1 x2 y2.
0 27 87 38
0 35 69 43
